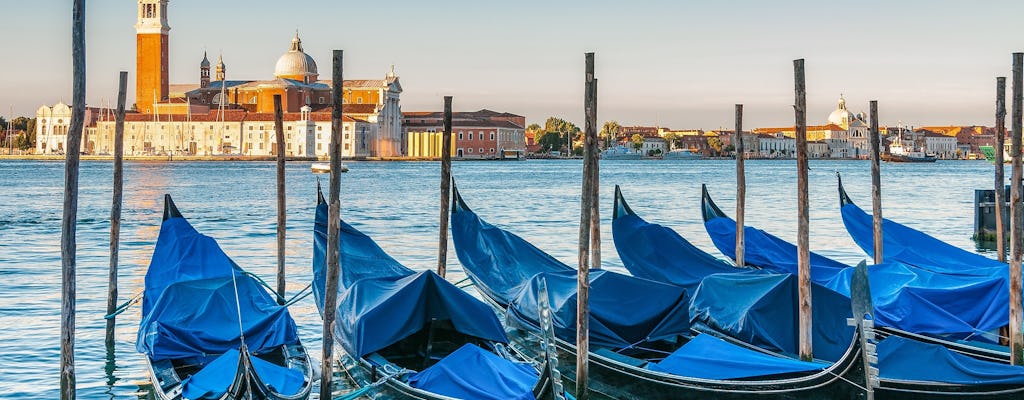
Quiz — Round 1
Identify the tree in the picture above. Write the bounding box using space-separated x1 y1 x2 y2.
708 136 723 155
527 123 542 133
631 134 644 152
599 121 621 149
662 131 680 150
537 131 563 153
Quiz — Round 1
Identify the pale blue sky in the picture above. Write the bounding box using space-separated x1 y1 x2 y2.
1 0 1022 129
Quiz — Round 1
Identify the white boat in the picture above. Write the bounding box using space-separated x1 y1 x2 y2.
663 149 701 159
311 162 349 173
601 145 642 160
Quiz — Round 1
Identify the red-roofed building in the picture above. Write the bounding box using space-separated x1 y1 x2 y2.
402 110 526 159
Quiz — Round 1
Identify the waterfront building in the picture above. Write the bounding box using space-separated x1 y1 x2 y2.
405 132 456 158
921 130 958 159
757 133 796 158
640 136 667 155
402 110 526 159
34 102 111 154
128 0 401 156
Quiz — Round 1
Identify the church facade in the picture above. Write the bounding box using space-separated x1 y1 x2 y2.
40 0 403 157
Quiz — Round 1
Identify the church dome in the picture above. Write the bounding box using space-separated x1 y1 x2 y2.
827 95 850 128
274 32 318 83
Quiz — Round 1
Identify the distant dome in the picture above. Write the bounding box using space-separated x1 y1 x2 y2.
274 32 318 83
827 95 850 128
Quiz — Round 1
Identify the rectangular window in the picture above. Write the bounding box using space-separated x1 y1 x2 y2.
458 132 463 140
319 97 325 104
490 132 495 140
288 126 293 130
249 126 253 130
345 143 350 150
479 133 484 140
317 143 322 150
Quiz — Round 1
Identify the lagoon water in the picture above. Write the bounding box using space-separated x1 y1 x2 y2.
0 158 1003 398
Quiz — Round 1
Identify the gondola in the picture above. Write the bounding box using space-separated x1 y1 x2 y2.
450 184 872 400
836 173 1005 277
138 195 313 400
690 186 1024 397
311 187 565 400
699 184 1008 340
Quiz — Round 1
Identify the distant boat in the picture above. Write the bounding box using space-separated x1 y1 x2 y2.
884 128 937 162
600 145 641 160
311 162 348 173
663 149 701 159
979 145 1011 164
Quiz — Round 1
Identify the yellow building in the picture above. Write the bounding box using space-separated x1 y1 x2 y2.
406 132 456 158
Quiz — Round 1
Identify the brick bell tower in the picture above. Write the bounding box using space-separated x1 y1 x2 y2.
135 0 170 114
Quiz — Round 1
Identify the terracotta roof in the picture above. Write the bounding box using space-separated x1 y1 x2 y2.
402 109 524 120
404 118 523 129
119 109 360 123
752 124 844 133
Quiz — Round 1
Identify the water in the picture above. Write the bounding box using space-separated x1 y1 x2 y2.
0 158 1003 398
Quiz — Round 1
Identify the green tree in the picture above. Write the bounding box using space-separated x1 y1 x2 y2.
631 134 644 151
707 136 723 155
599 121 621 149
537 131 564 153
662 131 680 150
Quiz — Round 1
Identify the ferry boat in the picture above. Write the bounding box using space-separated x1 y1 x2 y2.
600 145 641 160
883 132 936 163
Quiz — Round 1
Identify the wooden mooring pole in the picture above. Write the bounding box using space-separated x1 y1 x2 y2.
996 77 1007 262
438 96 453 278
321 49 344 399
576 51 597 400
61 0 86 397
869 100 883 265
1010 52 1023 365
105 71 127 347
793 58 813 361
735 104 745 268
589 77 601 270
274 94 286 304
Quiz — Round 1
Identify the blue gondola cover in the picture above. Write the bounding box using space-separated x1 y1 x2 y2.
690 273 854 362
876 336 1024 384
646 334 827 380
510 270 692 349
138 217 299 361
840 197 1006 277
313 200 508 358
408 344 538 400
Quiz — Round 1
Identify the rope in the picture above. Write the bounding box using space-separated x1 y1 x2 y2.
229 268 246 345
103 291 143 319
283 283 313 307
243 271 287 303
332 366 411 400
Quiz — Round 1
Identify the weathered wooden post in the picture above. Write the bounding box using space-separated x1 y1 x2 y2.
997 77 1007 262
438 96 453 277
321 49 344 399
576 51 596 400
735 104 745 268
274 95 286 304
793 58 813 361
105 71 128 347
869 100 883 265
61 0 86 397
589 77 601 269
1010 52 1023 365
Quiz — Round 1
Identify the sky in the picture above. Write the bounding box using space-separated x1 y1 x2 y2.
1 0 1022 129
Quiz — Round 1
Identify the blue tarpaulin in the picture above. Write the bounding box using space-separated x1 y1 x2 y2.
510 270 692 349
312 198 509 359
138 217 299 361
180 349 241 400
450 193 572 305
612 191 746 292
451 189 692 349
703 211 1009 338
646 334 827 380
408 344 538 400
877 336 1024 384
840 196 1005 277
690 273 855 363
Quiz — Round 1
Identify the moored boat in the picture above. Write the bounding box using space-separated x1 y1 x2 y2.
451 184 872 400
138 195 313 400
311 187 564 400
311 162 348 174
695 186 1024 397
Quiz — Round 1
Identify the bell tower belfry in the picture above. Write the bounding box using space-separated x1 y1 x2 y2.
135 0 170 113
